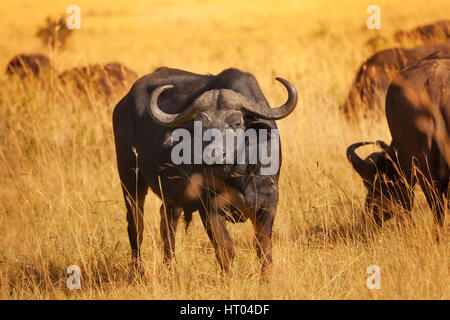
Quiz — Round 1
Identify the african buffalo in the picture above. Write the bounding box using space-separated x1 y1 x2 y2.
347 53 450 227
395 20 450 45
59 62 138 97
113 67 298 277
6 54 52 78
341 42 450 117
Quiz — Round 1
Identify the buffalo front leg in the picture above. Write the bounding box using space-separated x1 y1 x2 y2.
199 207 234 275
251 207 276 278
159 205 182 264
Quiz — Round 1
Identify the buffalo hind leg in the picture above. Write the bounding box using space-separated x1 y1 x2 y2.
121 172 148 276
251 207 276 279
419 176 448 227
433 178 448 226
199 207 234 275
159 205 182 264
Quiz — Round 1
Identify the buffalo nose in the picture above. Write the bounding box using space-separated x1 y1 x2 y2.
211 147 226 164
203 145 227 165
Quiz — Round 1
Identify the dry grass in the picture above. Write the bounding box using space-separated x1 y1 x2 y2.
0 0 448 299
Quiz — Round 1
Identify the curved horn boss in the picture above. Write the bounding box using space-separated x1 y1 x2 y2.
147 77 299 126
239 77 298 120
147 85 221 127
346 142 377 181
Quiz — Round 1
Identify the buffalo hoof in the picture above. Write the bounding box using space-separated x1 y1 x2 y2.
260 265 273 282
130 259 145 280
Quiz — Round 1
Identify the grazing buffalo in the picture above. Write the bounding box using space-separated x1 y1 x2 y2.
59 62 138 97
113 67 298 277
395 20 450 45
347 53 450 227
341 42 450 117
6 54 52 78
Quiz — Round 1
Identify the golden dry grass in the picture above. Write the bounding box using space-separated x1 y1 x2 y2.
0 0 449 299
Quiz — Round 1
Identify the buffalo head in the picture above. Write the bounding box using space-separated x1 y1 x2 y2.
347 141 413 225
147 78 297 175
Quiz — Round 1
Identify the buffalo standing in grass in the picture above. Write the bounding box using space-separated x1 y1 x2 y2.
113 67 298 277
6 54 52 78
59 62 138 97
341 42 450 118
347 53 450 227
395 20 450 45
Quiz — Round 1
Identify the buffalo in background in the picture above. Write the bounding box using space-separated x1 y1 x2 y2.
58 62 138 97
6 53 52 78
5 54 138 98
347 52 450 229
395 20 450 45
341 42 450 118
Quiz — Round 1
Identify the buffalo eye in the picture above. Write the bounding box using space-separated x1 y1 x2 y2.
230 120 241 129
226 113 243 129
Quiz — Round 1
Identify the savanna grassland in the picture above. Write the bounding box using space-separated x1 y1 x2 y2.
0 0 448 299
